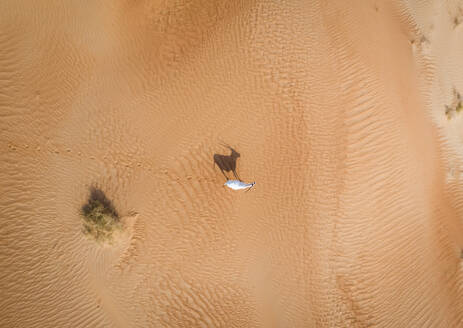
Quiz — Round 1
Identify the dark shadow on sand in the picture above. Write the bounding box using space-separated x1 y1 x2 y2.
213 144 241 181
81 187 119 219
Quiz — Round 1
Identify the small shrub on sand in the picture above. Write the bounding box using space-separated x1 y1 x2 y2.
81 187 122 243
446 89 463 120
456 101 463 113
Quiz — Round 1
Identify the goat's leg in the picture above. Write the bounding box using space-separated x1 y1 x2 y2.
233 170 241 181
221 169 229 181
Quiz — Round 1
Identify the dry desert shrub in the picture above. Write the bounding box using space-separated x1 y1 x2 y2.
445 89 463 120
81 187 122 243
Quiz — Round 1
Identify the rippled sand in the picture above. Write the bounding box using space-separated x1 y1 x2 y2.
2 0 463 327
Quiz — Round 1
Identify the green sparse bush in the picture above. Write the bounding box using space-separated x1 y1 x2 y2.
456 102 463 113
445 89 463 120
81 187 121 243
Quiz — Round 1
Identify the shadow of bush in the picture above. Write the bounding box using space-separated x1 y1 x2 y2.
81 187 121 243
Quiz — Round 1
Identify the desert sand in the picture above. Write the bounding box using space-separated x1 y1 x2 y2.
2 0 463 327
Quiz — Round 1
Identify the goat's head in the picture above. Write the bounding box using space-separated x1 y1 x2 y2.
221 143 240 159
230 148 240 159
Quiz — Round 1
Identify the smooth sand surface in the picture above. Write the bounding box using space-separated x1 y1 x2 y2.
2 0 463 327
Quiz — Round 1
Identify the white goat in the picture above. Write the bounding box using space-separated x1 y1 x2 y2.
224 180 255 192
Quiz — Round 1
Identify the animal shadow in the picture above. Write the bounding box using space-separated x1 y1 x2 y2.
213 144 241 181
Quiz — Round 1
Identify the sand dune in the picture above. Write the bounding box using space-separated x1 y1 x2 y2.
2 0 463 327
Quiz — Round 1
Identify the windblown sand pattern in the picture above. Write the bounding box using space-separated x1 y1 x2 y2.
2 0 463 327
